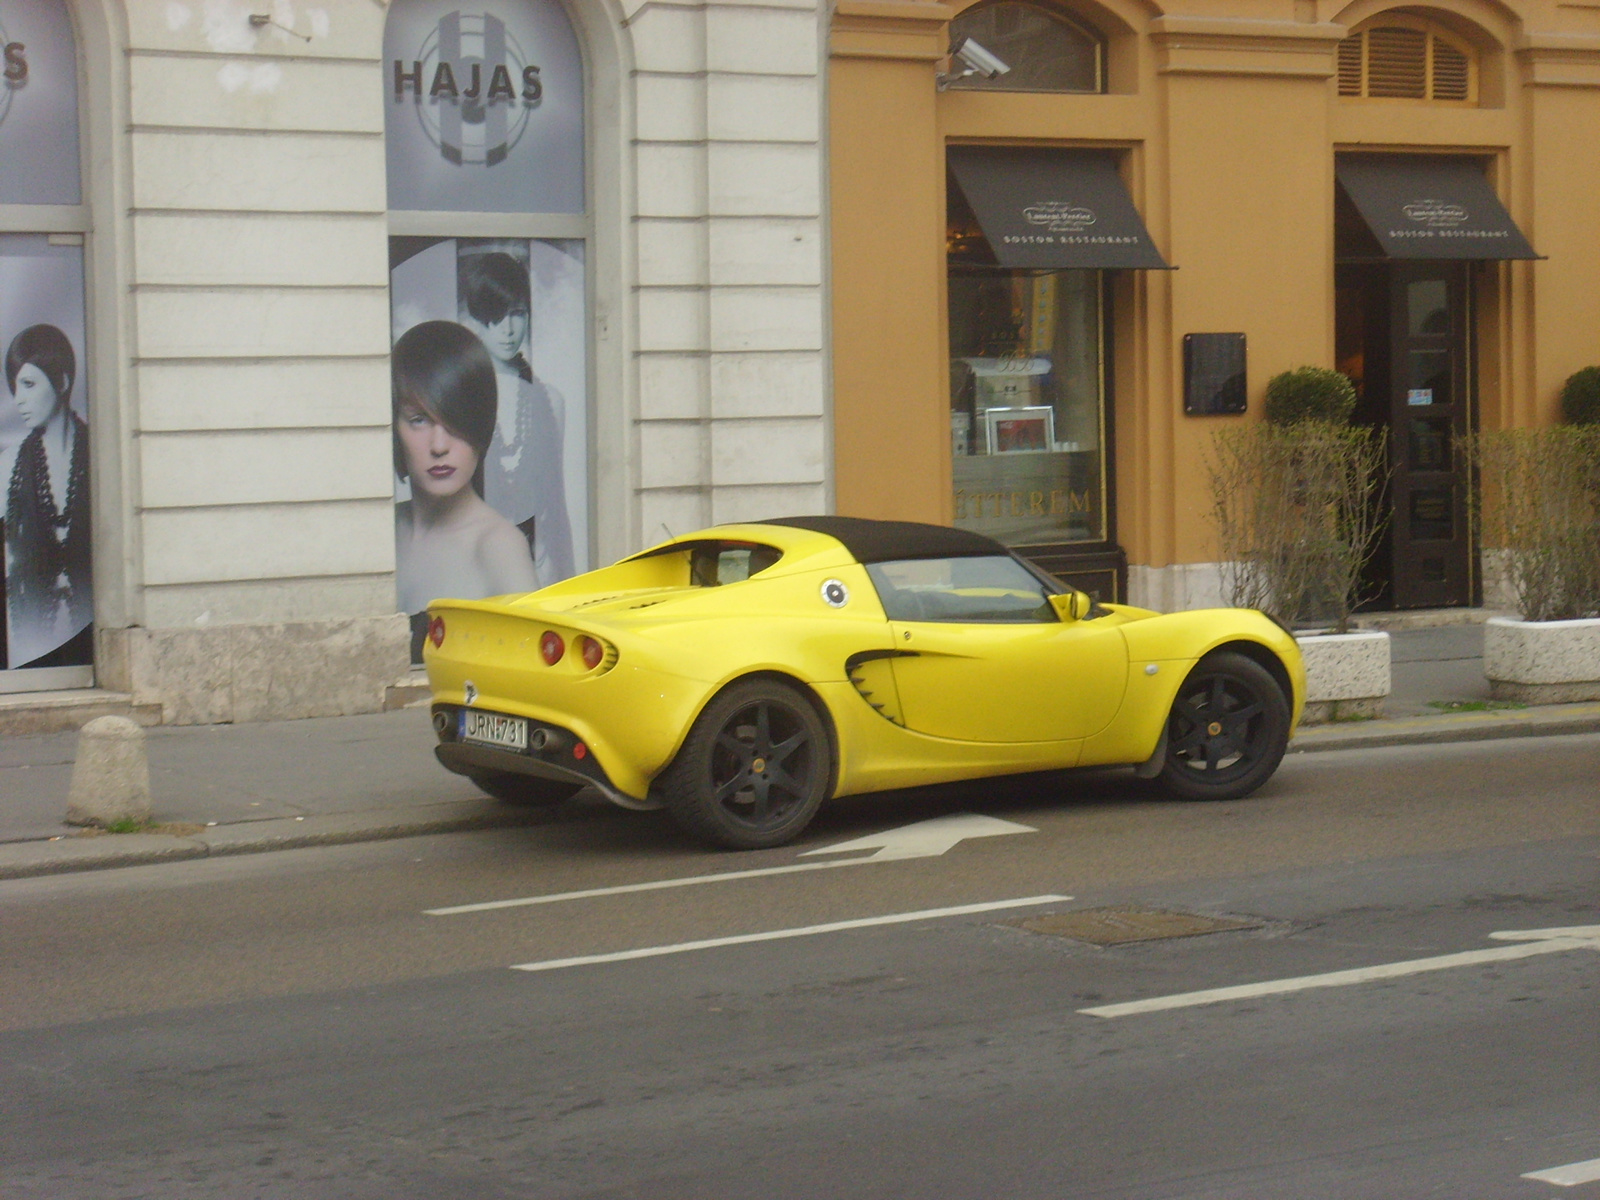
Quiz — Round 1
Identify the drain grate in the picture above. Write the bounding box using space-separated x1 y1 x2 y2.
1012 906 1261 945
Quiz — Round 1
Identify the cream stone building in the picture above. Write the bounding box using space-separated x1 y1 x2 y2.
0 0 831 728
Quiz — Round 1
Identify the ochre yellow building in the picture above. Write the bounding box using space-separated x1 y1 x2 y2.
829 0 1599 611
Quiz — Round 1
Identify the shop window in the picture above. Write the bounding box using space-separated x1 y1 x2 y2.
947 1 1104 94
384 0 590 660
1337 18 1476 104
1 0 92 686
948 186 1107 549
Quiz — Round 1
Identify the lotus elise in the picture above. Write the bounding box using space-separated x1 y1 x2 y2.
423 517 1305 849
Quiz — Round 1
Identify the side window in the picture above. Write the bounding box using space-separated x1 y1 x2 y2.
689 542 783 587
866 555 1056 623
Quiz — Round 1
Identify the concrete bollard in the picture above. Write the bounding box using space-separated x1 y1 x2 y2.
65 716 152 828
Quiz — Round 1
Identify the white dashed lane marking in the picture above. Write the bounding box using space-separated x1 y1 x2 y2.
1523 1156 1600 1187
507 895 1071 973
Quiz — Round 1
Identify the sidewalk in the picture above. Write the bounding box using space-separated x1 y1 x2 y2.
3 625 1599 879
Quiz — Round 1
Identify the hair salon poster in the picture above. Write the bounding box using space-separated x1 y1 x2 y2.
389 238 589 652
0 238 91 671
0 1 89 674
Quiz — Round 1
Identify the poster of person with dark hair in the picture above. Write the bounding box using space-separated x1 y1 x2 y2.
389 236 587 659
0 236 91 672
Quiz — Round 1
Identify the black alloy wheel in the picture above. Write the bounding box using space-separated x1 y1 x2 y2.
468 770 582 806
1158 650 1290 802
656 678 832 850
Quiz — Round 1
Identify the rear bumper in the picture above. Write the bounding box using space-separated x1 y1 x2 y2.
431 704 656 811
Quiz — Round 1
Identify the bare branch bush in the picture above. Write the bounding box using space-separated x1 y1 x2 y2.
1208 423 1388 632
1471 427 1600 622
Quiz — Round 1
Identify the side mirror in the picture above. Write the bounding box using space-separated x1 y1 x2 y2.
1049 590 1091 622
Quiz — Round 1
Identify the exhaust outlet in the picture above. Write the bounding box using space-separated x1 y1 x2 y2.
432 711 450 735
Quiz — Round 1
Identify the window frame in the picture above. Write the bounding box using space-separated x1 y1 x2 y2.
945 0 1107 95
1336 15 1479 106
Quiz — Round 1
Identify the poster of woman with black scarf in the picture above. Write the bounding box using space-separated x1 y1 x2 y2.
0 235 91 671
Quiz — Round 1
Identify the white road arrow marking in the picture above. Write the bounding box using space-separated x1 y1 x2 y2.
1081 926 1600 1019
801 812 1037 861
426 812 1037 916
1523 1155 1600 1187
509 894 1072 973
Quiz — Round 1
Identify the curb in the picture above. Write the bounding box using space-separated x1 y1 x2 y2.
0 800 550 881
1291 701 1600 753
5 706 1599 881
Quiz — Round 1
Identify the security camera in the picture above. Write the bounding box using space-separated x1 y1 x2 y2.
951 36 1011 81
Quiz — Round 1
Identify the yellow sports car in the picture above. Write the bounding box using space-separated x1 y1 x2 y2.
423 517 1306 849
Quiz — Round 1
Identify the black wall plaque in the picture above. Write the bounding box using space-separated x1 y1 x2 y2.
1183 333 1247 415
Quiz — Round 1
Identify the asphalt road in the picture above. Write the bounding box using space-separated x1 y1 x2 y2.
2 733 1597 1199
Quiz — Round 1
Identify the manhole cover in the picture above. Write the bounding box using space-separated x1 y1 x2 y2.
1012 906 1261 945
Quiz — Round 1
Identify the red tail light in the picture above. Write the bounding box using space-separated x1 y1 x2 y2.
427 615 446 648
578 636 604 670
539 630 565 665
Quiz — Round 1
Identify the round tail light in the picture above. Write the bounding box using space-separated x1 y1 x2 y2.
427 615 446 648
539 630 565 665
579 636 604 671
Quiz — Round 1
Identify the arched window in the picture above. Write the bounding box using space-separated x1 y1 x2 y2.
1337 16 1477 104
0 0 93 683
383 0 591 661
947 1 1104 94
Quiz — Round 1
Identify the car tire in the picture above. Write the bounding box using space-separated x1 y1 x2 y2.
656 678 832 850
1158 650 1290 802
468 770 582 806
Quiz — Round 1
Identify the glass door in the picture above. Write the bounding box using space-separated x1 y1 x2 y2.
1387 262 1472 609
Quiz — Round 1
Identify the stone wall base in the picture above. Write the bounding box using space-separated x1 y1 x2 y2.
1489 679 1600 704
1300 697 1385 725
96 614 413 726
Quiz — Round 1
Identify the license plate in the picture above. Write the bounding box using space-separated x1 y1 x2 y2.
460 709 529 752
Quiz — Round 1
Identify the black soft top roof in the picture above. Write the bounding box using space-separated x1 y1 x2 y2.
756 516 1006 564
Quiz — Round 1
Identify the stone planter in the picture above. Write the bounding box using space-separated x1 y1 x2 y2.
1484 616 1600 704
1295 630 1391 724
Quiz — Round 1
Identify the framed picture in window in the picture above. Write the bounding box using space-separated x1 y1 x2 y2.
984 405 1055 454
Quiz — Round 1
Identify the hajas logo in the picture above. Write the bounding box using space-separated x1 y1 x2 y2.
393 11 543 167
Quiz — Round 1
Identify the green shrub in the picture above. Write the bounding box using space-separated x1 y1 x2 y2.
1263 366 1357 427
1472 426 1600 621
1560 366 1600 426
1208 422 1388 631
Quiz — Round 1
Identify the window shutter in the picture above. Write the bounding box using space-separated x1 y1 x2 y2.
1365 26 1428 99
1338 23 1476 103
1337 35 1364 97
1432 39 1471 101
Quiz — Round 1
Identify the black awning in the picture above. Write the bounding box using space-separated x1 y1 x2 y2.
1335 155 1539 261
947 147 1171 270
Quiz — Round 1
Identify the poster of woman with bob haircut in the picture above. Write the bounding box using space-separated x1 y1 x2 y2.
1 237 91 673
389 235 586 661
392 320 538 658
